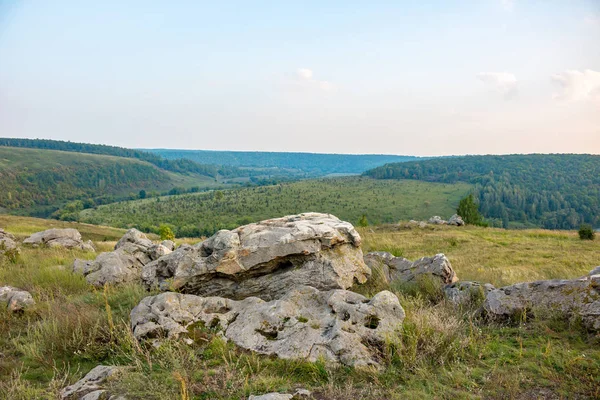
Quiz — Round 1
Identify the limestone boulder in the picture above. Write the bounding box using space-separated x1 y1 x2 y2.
364 252 458 285
131 285 404 368
0 286 35 312
444 281 495 305
60 365 124 400
428 216 447 225
142 213 370 300
23 228 95 251
447 214 465 226
249 391 311 400
0 228 19 257
483 274 600 330
73 229 172 286
589 266 600 276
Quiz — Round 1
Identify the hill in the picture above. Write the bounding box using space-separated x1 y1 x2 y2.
146 148 422 176
0 146 223 217
364 154 600 229
79 177 472 236
1 215 599 398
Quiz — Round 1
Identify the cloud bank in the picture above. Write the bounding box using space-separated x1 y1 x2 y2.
478 72 518 99
551 69 600 102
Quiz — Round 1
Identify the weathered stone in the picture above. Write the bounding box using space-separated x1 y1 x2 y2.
0 228 19 257
589 266 600 276
483 274 600 330
444 281 495 305
23 228 95 251
60 365 123 400
428 216 447 225
364 252 458 285
447 214 465 226
248 394 292 400
115 229 153 251
142 213 370 300
74 230 171 286
0 286 35 312
160 240 175 251
131 285 404 367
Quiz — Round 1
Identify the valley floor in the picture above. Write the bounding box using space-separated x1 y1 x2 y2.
0 215 599 399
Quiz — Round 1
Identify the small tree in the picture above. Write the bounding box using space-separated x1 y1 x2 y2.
159 225 175 241
578 224 595 240
358 215 369 227
456 194 484 226
139 190 147 199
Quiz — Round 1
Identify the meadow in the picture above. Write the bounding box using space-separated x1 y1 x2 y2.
79 177 472 237
1 215 599 399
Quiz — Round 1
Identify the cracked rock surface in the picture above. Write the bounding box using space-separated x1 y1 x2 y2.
364 252 458 285
130 285 404 367
142 213 370 300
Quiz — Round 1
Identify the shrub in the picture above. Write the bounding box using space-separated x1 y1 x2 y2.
159 225 175 241
578 224 595 240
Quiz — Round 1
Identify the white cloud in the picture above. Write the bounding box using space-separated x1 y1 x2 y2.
478 72 518 99
295 68 335 91
584 15 600 26
501 0 514 11
551 69 600 102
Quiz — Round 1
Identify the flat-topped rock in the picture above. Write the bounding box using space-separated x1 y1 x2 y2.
142 213 370 300
60 365 124 400
0 286 35 312
23 228 95 251
364 252 458 285
131 285 404 368
483 273 600 330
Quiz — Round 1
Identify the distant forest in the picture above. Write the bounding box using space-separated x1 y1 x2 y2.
365 154 600 229
147 149 421 176
0 138 250 178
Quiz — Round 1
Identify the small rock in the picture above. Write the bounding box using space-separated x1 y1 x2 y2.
60 365 122 400
589 266 600 276
447 214 465 226
0 286 35 312
364 252 458 285
444 281 495 305
114 229 153 250
248 394 293 400
0 228 20 258
428 216 447 225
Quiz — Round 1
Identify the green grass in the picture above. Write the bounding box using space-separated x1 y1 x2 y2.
1 217 600 399
79 177 472 236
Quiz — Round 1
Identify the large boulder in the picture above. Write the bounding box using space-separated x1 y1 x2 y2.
74 229 172 286
60 365 124 400
131 285 404 368
142 213 370 300
483 270 600 330
447 214 465 226
0 286 35 312
0 228 19 257
364 252 458 285
23 228 95 251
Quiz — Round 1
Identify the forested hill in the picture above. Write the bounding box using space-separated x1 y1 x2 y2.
146 149 421 176
364 154 600 229
0 138 248 178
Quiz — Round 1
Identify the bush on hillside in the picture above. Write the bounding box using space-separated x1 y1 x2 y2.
578 224 595 240
159 225 175 241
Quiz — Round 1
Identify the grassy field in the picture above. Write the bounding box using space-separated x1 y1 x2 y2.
1 215 599 399
79 177 472 236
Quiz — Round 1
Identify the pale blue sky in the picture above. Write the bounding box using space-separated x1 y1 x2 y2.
1 1 599 155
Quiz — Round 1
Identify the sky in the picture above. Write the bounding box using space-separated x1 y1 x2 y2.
0 1 599 156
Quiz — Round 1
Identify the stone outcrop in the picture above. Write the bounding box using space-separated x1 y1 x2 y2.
142 213 370 301
73 229 172 286
0 228 19 257
0 286 35 312
131 285 404 368
428 216 447 225
23 228 95 251
447 214 465 226
60 365 124 400
483 269 600 330
364 252 458 285
444 281 495 305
